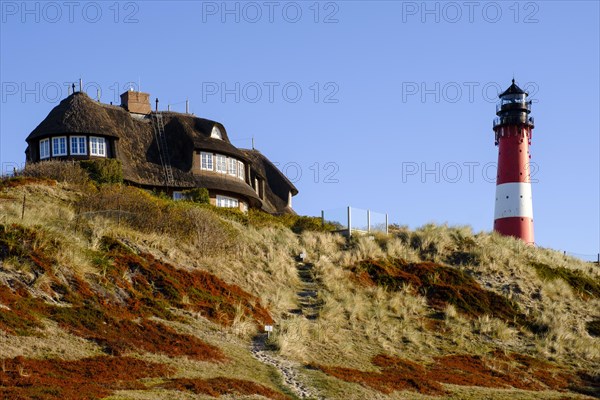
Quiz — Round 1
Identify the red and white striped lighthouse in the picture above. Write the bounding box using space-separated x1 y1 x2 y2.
493 79 535 244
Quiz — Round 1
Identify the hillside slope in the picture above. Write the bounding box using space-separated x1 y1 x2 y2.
0 177 599 399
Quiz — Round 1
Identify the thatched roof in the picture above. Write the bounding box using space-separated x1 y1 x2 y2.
25 92 296 214
240 149 298 214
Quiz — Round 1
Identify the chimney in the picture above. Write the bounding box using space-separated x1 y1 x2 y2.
120 90 151 114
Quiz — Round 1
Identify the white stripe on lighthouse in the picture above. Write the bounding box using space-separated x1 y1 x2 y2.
494 182 533 219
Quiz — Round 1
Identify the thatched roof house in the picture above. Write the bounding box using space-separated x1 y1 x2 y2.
25 90 297 214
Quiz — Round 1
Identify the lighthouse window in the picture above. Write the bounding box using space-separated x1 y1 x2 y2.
90 137 106 157
52 137 67 156
70 136 87 155
39 139 50 159
201 152 213 171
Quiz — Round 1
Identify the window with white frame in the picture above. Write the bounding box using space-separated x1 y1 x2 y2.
201 152 213 171
211 126 223 140
215 155 227 174
39 139 50 159
70 136 87 155
228 158 237 177
237 161 245 181
216 195 239 208
52 136 67 156
173 191 185 200
90 137 106 157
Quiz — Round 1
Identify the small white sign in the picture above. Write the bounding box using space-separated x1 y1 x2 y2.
264 325 273 332
299 252 306 260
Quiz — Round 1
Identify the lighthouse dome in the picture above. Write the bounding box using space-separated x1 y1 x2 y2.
499 79 528 98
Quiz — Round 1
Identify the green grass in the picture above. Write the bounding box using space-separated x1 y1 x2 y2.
531 262 600 298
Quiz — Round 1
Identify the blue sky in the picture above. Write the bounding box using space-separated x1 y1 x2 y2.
1 1 598 257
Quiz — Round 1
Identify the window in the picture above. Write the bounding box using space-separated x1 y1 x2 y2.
215 155 227 174
52 136 67 156
39 139 50 159
90 137 106 157
211 126 223 140
173 191 185 200
201 152 213 171
228 158 238 177
216 195 239 208
237 161 245 181
70 136 87 155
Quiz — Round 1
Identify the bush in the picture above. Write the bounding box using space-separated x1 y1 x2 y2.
79 159 123 184
21 160 89 186
182 188 210 204
77 185 237 256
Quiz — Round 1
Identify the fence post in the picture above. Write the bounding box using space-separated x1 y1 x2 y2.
385 213 389 235
597 253 600 266
367 210 371 233
21 193 26 220
321 210 325 227
347 206 352 237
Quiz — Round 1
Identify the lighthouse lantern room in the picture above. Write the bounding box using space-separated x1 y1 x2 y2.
493 79 535 244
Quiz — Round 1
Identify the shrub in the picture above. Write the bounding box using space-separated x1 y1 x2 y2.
182 187 210 204
77 185 236 256
532 262 600 298
21 161 89 186
79 159 123 184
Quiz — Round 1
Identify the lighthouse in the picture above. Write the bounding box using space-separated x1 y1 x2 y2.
493 79 535 244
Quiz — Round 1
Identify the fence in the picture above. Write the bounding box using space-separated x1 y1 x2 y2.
564 251 600 266
322 206 388 237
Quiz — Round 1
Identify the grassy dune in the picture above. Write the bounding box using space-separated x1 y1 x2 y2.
0 175 598 399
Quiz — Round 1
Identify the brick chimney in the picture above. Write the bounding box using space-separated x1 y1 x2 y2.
120 90 151 114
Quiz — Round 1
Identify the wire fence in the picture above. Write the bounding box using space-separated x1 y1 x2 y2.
563 251 600 264
322 206 388 236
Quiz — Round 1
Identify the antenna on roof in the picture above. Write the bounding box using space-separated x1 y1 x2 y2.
186 99 189 114
155 98 159 112
252 137 255 150
79 78 83 93
97 88 101 102
72 83 76 94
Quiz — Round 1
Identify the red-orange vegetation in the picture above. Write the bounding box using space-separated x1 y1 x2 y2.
49 305 225 361
0 177 56 189
0 356 171 400
312 355 445 395
103 240 273 326
0 284 47 335
162 377 291 399
314 353 587 396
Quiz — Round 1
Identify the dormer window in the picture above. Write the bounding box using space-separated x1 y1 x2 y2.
211 126 223 140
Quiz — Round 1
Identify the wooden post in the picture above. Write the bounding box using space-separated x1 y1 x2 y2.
321 210 325 227
367 209 371 233
21 194 26 220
